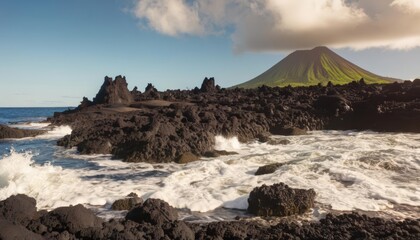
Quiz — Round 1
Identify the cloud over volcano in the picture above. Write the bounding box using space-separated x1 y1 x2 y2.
133 0 420 52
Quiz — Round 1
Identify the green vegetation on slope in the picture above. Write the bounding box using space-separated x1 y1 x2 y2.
234 47 398 89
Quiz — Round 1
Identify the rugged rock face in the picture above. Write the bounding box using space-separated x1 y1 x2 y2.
93 75 133 105
247 183 316 217
0 125 45 139
200 77 217 92
49 77 420 163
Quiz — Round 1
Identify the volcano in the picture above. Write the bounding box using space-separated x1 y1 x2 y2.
235 46 400 88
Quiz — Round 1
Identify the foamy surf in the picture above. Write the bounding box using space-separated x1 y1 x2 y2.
0 132 419 221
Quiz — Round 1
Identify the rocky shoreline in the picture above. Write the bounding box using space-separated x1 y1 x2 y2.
1 184 419 240
49 76 420 163
1 77 420 239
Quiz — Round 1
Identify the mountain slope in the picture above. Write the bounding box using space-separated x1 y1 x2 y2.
235 46 400 88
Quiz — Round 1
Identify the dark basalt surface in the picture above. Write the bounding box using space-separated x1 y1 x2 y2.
248 183 316 217
0 124 45 139
49 77 420 163
1 193 419 240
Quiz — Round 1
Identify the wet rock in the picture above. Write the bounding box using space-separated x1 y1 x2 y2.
126 198 178 225
247 183 316 217
0 125 45 139
255 163 284 176
111 193 143 211
176 152 200 164
0 194 37 226
267 139 291 145
41 204 103 234
93 75 133 105
270 126 307 136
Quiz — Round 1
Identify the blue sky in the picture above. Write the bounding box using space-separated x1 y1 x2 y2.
1 0 419 107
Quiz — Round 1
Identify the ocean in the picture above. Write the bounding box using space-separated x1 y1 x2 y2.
0 108 419 221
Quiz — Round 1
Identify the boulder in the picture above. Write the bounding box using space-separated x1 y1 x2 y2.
247 183 316 217
93 75 133 105
176 152 199 164
0 194 38 226
126 198 178 225
41 204 103 234
0 219 43 240
111 193 143 211
255 163 284 176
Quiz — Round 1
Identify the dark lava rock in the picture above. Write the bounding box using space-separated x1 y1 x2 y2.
314 94 351 115
270 126 307 136
111 193 143 211
0 194 37 226
175 152 200 164
126 198 178 225
0 219 43 240
50 77 420 163
267 139 291 145
200 77 216 93
255 163 284 176
0 125 45 139
41 204 103 234
203 150 238 158
247 183 316 217
93 75 133 105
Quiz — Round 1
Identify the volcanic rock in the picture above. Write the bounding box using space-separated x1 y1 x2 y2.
126 198 178 225
111 193 143 211
0 219 43 240
175 152 200 164
270 126 307 136
93 75 133 105
255 163 284 176
41 204 103 234
0 125 45 139
247 183 316 217
200 77 216 93
0 194 38 226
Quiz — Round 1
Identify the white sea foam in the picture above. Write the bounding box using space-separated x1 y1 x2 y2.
214 135 241 151
11 122 51 130
1 132 419 220
35 125 72 139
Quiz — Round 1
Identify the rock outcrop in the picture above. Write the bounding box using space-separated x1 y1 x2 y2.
93 75 133 105
0 125 45 139
49 77 420 163
247 183 316 217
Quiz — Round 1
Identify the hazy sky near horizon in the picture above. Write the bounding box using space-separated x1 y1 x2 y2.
1 0 420 107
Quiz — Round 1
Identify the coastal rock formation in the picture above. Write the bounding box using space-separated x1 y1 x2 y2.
93 75 133 105
0 124 45 139
255 163 284 175
126 198 178 225
1 194 418 240
111 193 143 211
247 183 316 217
49 77 420 163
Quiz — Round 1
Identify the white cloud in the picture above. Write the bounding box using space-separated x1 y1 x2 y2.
392 0 420 12
133 0 420 52
134 0 203 36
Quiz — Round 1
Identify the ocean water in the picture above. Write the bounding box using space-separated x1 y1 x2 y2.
0 108 419 221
